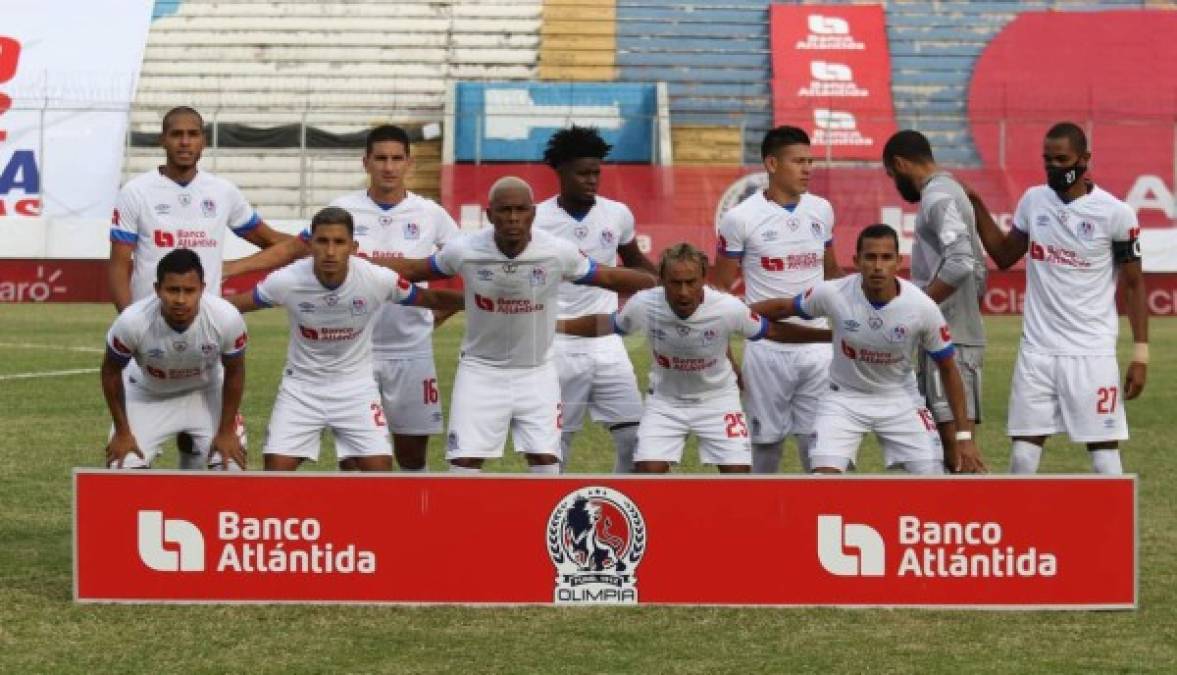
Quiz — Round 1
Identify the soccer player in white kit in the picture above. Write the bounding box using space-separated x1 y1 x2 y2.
751 225 986 474
375 177 657 473
108 106 294 465
713 126 844 474
968 122 1148 475
226 207 464 471
533 126 656 473
101 249 248 470
558 243 832 473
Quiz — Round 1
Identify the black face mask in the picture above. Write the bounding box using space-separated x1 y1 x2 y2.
1047 162 1087 194
894 173 921 203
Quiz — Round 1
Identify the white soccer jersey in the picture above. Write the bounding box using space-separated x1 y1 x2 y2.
254 256 418 380
110 169 260 301
1013 185 1138 356
796 275 953 395
329 190 459 359
718 191 835 342
106 293 248 396
615 287 768 401
429 228 595 368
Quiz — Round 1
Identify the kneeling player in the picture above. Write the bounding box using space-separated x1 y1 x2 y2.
228 207 463 471
101 249 248 470
751 225 986 474
559 243 831 473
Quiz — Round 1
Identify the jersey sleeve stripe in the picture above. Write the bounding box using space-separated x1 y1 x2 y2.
573 258 599 285
109 229 138 244
427 254 452 278
297 228 311 243
928 344 956 363
748 316 770 341
252 287 273 309
397 283 420 306
105 345 132 365
232 212 261 235
717 247 744 258
222 345 247 358
794 293 814 321
611 312 626 336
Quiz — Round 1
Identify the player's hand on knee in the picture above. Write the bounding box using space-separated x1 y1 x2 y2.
106 432 143 468
1124 362 1147 401
212 430 247 470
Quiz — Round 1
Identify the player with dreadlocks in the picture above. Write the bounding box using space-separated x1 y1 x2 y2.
533 125 657 473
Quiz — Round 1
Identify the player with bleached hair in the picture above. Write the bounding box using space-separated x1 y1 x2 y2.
558 242 832 473
375 177 657 473
751 225 986 475
101 248 248 470
227 207 464 471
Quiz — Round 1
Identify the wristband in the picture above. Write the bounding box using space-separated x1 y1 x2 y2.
954 431 973 441
1132 343 1149 365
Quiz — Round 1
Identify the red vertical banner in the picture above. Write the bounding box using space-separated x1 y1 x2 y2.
770 4 897 160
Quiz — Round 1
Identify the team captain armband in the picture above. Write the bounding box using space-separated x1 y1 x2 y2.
1112 235 1142 264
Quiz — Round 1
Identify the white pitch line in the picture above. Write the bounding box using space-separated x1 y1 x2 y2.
0 342 104 354
0 368 99 381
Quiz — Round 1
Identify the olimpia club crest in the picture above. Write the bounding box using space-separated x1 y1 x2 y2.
547 486 646 605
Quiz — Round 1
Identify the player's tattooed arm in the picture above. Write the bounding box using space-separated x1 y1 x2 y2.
556 314 615 338
224 234 308 279
965 184 1027 270
617 240 658 275
108 242 135 313
213 353 247 470
100 350 143 468
410 288 465 313
763 322 833 344
587 266 657 294
936 353 987 474
1120 259 1148 400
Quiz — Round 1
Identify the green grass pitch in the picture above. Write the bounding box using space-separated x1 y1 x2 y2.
1 304 1174 673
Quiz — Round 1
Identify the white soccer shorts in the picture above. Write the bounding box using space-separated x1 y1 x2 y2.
373 356 444 435
634 394 752 466
445 360 562 459
555 340 643 432
111 382 220 469
1007 351 1128 443
263 375 392 462
811 388 938 470
743 341 831 443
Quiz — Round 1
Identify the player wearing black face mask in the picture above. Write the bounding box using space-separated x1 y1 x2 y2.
881 130 988 472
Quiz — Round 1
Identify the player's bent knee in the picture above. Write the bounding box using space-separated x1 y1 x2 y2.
635 461 671 474
264 454 304 471
450 457 484 469
524 452 559 466
353 455 393 472
717 464 751 474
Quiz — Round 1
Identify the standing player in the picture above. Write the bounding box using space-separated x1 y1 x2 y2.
558 243 832 474
883 130 987 472
101 249 247 470
376 177 656 473
967 122 1148 474
226 207 464 471
751 225 985 474
533 126 656 473
713 126 843 474
108 106 294 466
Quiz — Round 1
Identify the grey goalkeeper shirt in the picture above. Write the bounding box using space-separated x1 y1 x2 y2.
911 172 986 347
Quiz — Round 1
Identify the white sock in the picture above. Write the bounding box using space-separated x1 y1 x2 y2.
1090 449 1123 475
1010 440 1043 474
559 432 575 473
610 424 639 474
528 462 560 475
448 463 481 474
752 442 783 474
795 434 817 474
178 450 205 470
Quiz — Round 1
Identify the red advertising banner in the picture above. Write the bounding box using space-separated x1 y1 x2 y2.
769 4 897 160
75 471 1135 608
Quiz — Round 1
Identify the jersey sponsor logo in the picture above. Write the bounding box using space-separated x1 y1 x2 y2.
764 252 821 271
365 250 405 260
178 193 191 207
297 325 359 342
153 230 175 247
548 486 646 605
233 333 248 350
298 325 319 340
529 266 548 287
841 340 857 359
138 511 205 572
201 198 216 218
145 365 167 379
842 319 861 332
403 222 420 240
761 256 785 272
573 224 588 240
474 294 494 311
1029 240 1092 268
351 297 368 316
817 515 884 577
